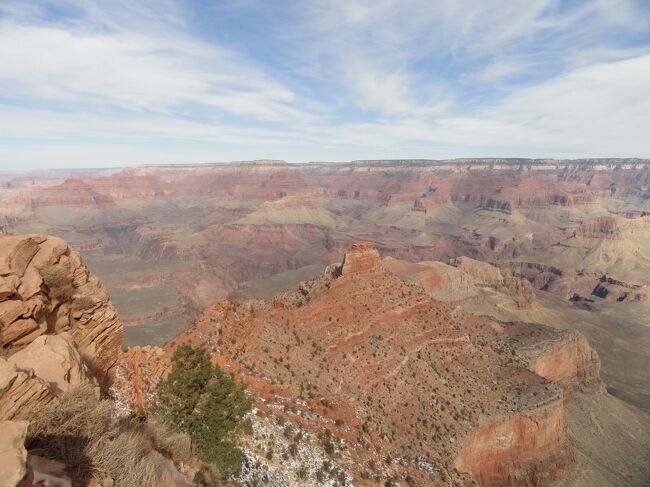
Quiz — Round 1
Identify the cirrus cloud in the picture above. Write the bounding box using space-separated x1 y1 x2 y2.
0 0 649 168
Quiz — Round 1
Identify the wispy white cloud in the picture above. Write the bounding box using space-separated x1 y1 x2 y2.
0 0 649 168
477 59 539 82
0 3 318 122
315 53 650 157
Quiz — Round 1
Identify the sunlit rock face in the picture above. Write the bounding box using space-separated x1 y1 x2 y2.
0 234 123 390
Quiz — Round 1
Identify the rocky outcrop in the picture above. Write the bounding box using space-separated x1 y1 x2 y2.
385 255 536 309
383 257 479 301
0 234 123 390
148 242 597 486
340 241 381 274
0 420 29 487
8 334 96 395
0 359 54 421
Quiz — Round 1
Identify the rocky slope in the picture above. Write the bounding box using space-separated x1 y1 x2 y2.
112 242 646 486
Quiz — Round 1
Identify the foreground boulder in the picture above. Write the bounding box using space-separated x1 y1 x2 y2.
0 359 54 421
8 334 96 395
0 420 29 487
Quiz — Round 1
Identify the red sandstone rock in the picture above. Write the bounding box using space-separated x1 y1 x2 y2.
0 359 55 421
112 345 170 412
340 241 381 274
455 401 573 486
529 332 601 388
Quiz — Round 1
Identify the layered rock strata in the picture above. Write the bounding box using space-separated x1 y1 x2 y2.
0 234 123 389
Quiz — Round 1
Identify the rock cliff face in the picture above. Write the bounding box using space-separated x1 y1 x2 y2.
340 240 381 274
0 234 123 389
529 332 601 389
455 401 573 487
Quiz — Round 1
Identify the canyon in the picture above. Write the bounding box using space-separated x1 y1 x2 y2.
0 231 647 485
0 159 649 485
1 159 648 412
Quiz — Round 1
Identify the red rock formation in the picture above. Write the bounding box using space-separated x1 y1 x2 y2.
340 241 381 274
14 159 650 212
117 242 600 486
113 345 170 412
455 401 573 487
529 332 601 388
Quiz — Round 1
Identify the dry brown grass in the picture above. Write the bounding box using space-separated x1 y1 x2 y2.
73 295 96 310
142 417 192 462
27 385 193 487
89 429 191 486
40 261 73 301
27 385 110 468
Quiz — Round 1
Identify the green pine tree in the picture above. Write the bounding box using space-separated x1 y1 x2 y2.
156 344 252 477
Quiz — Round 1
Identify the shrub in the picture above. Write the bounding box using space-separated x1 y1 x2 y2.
73 295 96 310
156 344 252 478
40 261 73 301
288 442 298 457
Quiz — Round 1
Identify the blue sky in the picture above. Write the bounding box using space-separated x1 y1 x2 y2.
1 0 649 169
